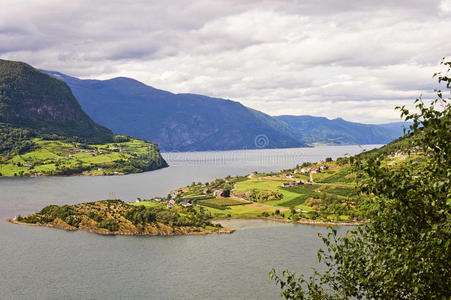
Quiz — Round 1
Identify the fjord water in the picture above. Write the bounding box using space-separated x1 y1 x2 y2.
0 145 379 299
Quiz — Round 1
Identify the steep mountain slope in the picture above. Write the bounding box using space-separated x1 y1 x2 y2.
275 115 407 145
0 59 113 143
45 71 305 151
0 59 167 177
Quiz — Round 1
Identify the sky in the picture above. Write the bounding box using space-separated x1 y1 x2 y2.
1 0 450 123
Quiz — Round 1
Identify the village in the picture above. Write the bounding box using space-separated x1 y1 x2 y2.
67 146 139 157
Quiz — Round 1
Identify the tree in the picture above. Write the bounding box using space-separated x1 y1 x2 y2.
222 188 231 197
270 58 451 299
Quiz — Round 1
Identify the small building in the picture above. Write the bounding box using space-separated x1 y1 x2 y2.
310 168 321 174
203 189 212 194
179 200 193 207
282 182 295 188
214 189 223 197
167 199 176 208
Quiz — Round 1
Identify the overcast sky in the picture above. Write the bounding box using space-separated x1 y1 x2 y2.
1 0 450 123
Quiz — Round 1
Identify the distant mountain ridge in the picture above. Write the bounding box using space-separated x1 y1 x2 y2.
44 70 407 151
275 115 407 145
0 59 113 143
45 71 306 151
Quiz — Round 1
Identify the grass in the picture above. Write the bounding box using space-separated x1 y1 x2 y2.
313 167 354 183
202 202 289 219
235 179 320 209
235 179 301 205
317 185 356 197
197 197 249 210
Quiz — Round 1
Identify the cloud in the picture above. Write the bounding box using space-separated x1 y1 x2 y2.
0 0 450 123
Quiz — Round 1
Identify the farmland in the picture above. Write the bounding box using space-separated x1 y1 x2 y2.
0 135 167 177
133 159 365 224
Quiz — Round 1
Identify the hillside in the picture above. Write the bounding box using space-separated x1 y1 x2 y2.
0 59 113 143
44 71 306 151
0 59 168 176
275 115 407 145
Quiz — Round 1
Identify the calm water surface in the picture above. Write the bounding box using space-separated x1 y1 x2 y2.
0 145 379 299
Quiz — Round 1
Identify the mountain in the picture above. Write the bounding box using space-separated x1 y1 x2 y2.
0 59 167 177
275 115 407 145
0 59 113 143
44 71 306 151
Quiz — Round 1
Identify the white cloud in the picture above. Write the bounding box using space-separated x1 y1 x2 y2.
0 0 449 123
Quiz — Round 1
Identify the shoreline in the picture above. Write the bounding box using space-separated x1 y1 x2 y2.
0 164 169 179
6 216 362 237
7 219 235 236
213 217 366 227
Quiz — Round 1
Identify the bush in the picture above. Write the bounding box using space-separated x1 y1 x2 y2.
97 219 118 232
238 189 283 203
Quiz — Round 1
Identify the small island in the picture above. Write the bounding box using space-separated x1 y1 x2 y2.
9 199 233 236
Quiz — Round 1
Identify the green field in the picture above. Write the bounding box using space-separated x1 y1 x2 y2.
200 202 289 219
235 179 320 209
0 136 167 177
129 201 164 208
197 197 250 210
